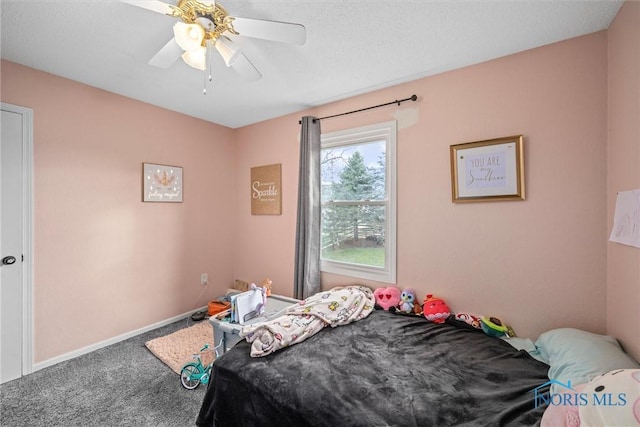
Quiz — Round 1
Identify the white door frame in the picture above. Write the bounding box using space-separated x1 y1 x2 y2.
1 102 34 377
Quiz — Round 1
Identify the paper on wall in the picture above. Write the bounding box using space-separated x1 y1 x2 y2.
609 189 640 249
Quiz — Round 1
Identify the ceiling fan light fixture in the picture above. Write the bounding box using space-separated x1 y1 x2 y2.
124 0 306 83
214 37 240 66
181 46 207 70
173 22 205 51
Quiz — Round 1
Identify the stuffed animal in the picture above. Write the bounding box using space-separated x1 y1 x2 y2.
455 312 482 329
480 317 509 337
398 289 417 313
422 294 451 323
373 286 401 311
262 278 273 297
579 369 640 426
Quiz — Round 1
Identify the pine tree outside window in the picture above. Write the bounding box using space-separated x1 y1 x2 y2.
320 121 397 283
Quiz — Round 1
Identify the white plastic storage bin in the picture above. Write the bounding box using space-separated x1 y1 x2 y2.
209 294 299 355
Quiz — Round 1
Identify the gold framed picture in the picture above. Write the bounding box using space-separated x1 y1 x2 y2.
450 135 525 203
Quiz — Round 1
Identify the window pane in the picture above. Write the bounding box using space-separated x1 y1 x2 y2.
320 120 396 284
321 141 385 202
321 204 385 268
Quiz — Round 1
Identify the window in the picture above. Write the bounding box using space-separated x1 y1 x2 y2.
320 121 396 283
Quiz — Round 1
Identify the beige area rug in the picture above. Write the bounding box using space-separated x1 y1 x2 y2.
145 321 216 374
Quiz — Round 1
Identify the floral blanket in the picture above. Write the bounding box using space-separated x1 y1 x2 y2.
240 286 375 357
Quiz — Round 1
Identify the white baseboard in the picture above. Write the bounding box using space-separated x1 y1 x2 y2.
32 306 208 372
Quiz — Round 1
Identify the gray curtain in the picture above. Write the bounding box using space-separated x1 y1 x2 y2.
294 116 321 300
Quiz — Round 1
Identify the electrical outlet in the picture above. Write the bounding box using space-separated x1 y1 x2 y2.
201 273 208 286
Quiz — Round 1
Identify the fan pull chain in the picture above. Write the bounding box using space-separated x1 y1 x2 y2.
208 41 213 82
203 70 207 95
202 41 214 95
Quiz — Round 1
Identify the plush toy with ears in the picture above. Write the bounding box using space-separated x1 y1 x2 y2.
579 369 640 426
373 286 402 311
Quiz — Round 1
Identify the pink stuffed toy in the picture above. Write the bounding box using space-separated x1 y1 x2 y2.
374 286 401 311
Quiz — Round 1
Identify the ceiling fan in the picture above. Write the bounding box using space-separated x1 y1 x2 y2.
122 0 306 84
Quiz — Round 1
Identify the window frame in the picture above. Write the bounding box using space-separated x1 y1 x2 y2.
320 120 397 284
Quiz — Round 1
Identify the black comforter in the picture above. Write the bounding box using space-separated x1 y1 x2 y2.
196 310 550 427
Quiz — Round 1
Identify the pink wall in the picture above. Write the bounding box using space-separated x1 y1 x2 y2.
607 1 640 361
1 61 237 363
2 6 637 366
234 32 610 341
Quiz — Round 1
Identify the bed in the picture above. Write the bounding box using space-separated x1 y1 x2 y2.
196 309 553 426
196 283 640 427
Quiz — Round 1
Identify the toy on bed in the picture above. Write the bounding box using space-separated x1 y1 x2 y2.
398 288 421 314
455 312 482 329
374 286 401 311
422 294 451 323
480 316 508 337
539 328 640 427
579 369 640 426
480 316 516 337
542 369 640 427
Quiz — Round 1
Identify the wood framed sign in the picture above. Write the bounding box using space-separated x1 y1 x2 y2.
251 163 282 215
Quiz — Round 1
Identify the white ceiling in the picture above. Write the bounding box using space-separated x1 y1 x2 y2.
1 0 623 129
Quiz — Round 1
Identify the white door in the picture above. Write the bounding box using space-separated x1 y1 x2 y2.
1 103 33 384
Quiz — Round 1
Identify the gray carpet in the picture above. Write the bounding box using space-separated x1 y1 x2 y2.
0 318 209 426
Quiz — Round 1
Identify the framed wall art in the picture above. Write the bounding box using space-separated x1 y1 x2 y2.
450 135 525 203
251 163 282 215
142 163 183 203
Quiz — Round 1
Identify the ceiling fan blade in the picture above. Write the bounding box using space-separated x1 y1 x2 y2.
231 53 262 82
120 0 175 16
229 17 306 45
149 38 183 68
214 36 240 67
